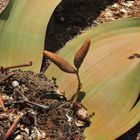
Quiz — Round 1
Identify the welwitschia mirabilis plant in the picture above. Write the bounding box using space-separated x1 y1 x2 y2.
0 0 140 139
45 18 140 139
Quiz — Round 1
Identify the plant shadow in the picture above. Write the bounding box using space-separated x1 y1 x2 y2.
70 91 86 102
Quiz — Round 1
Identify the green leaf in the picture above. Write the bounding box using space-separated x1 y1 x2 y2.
0 0 61 72
45 18 140 139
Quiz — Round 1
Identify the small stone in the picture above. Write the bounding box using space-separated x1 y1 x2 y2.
122 1 134 7
24 128 30 135
40 131 46 139
112 3 119 8
14 135 24 140
136 132 140 140
110 17 115 21
76 108 88 121
138 133 140 137
0 113 9 120
106 10 113 17
12 81 19 88
9 113 15 122
2 95 10 101
120 8 127 14
60 16 65 22
67 27 71 31
66 114 73 122
75 120 85 127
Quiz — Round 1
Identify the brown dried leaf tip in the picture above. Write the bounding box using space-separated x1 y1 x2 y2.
74 39 91 69
44 51 76 74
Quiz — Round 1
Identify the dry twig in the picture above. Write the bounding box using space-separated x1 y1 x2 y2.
3 112 24 140
0 93 7 111
0 72 15 85
1 61 32 70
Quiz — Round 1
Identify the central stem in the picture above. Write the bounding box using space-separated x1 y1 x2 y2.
73 69 82 102
76 69 82 93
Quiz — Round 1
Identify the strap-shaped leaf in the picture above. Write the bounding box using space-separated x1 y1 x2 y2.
0 0 61 72
45 18 140 139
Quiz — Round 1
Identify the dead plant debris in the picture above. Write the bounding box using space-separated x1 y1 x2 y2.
0 67 92 140
94 0 140 24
